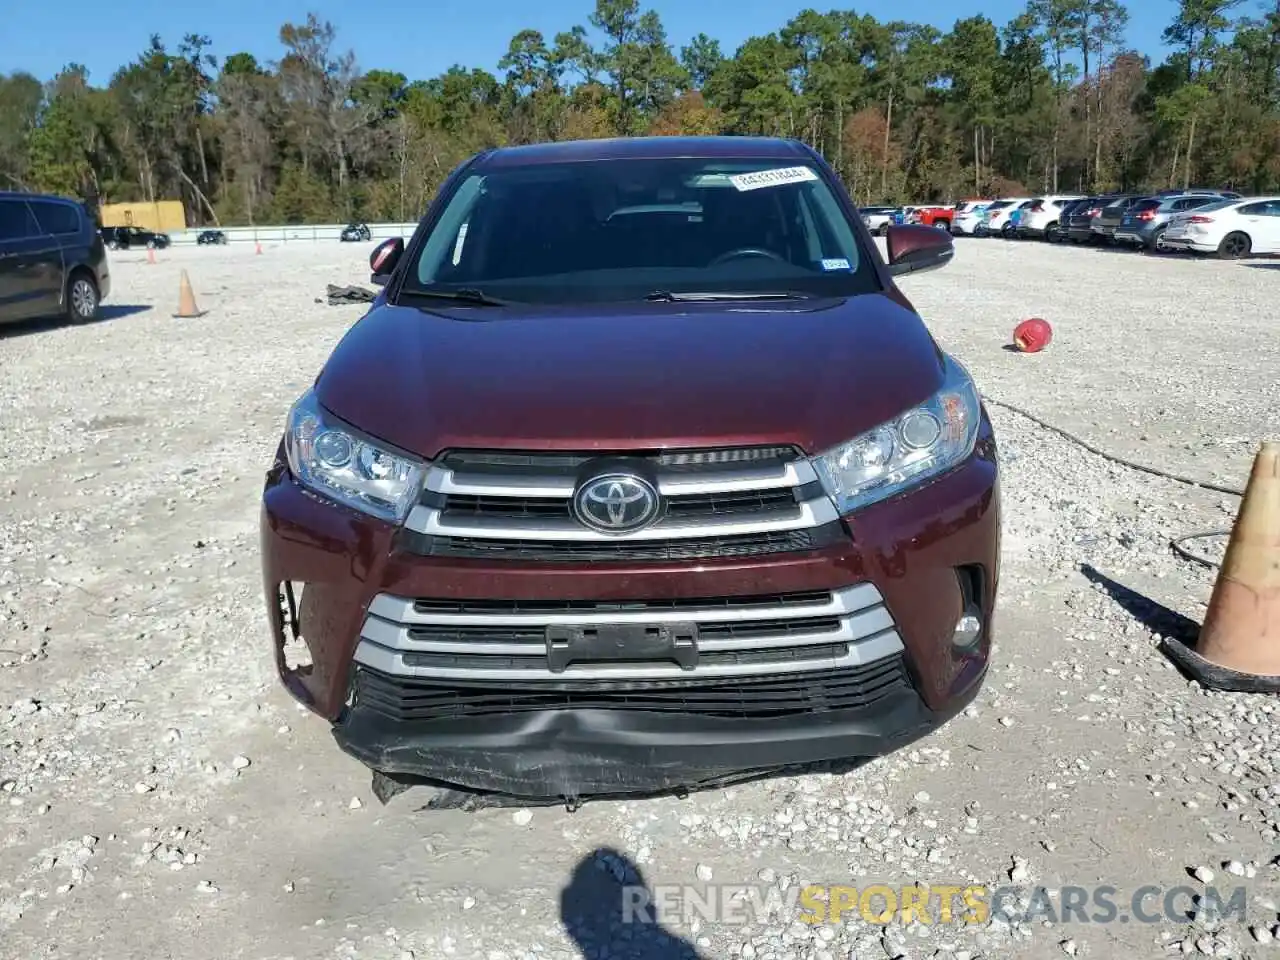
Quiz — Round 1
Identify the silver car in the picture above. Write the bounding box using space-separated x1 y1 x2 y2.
1113 193 1229 250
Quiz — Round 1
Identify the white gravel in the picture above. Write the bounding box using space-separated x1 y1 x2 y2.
1 237 1278 959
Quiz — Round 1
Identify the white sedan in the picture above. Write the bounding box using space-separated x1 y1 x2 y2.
1161 196 1280 258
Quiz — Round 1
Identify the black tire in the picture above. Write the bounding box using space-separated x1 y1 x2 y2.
1044 222 1061 242
877 222 890 237
1145 226 1167 252
1216 231 1251 259
1001 222 1015 238
65 270 100 324
934 219 950 231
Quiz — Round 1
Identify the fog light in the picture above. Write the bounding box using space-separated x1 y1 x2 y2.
952 606 983 649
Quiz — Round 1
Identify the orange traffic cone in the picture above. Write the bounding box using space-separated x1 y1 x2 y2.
147 246 156 265
1161 440 1280 692
173 269 207 319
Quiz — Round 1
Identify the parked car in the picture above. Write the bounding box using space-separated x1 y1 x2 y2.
1091 195 1152 242
859 206 898 235
951 200 992 236
986 198 1032 237
100 225 170 250
340 222 372 242
259 136 999 802
197 229 228 245
0 191 111 326
1064 196 1119 243
1161 195 1280 258
1113 194 1224 250
1015 195 1086 242
971 199 1015 237
908 205 956 230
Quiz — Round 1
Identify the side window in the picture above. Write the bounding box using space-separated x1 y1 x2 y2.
802 181 859 269
417 175 486 283
1238 202 1266 216
0 199 41 240
30 200 81 235
796 191 825 263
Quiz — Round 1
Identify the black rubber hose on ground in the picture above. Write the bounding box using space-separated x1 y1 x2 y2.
980 395 1240 569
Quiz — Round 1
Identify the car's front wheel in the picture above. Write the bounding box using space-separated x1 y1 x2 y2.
65 271 100 324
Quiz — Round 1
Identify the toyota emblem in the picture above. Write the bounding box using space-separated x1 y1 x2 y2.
573 473 661 534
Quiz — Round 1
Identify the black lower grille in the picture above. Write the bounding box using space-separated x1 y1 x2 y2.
351 656 911 722
399 522 846 562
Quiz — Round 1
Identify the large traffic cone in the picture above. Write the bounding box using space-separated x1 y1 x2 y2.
173 269 207 319
1161 441 1280 693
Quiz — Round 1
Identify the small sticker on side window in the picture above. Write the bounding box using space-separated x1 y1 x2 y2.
728 166 819 192
821 258 852 271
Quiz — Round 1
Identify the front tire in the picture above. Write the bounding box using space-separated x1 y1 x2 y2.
1045 222 1061 242
1216 231 1251 259
65 271 100 324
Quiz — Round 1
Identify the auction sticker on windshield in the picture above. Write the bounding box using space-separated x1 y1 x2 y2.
729 166 819 191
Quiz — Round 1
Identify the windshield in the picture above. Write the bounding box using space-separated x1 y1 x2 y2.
1188 198 1238 214
400 157 879 304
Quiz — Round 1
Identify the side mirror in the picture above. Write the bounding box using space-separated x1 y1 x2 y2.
369 236 404 286
884 224 955 277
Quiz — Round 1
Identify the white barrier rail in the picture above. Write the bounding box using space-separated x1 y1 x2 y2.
162 222 421 245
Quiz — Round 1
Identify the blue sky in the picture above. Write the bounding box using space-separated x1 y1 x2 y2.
4 0 1186 85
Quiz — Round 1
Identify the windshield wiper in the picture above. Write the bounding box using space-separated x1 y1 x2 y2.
402 287 510 306
644 290 814 302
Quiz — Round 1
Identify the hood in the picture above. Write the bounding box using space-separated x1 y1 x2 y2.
314 294 945 459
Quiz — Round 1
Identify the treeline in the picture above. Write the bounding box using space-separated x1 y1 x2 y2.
1 0 1278 226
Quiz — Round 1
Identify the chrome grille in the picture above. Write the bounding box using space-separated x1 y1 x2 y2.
352 583 904 681
400 445 843 561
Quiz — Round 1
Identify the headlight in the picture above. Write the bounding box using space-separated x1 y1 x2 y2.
284 389 427 524
810 353 981 514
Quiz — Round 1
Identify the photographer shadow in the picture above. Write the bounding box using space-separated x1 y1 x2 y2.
560 847 707 960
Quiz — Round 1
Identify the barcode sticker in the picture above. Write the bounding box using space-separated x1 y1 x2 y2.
728 166 819 192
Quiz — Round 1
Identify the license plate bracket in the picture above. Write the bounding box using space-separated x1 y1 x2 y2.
545 622 699 673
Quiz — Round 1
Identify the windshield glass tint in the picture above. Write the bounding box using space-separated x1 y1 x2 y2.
402 158 878 304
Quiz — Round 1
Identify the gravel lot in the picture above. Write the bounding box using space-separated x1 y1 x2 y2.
1 237 1278 960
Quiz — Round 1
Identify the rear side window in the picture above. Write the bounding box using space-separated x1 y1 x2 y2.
1172 196 1214 211
29 199 82 236
1131 199 1161 213
0 199 42 240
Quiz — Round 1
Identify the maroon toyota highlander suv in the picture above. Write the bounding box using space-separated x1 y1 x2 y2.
259 136 1000 803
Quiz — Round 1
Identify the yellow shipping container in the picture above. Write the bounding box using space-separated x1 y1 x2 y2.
99 200 188 233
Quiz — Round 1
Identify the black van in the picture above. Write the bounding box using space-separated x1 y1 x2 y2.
0 192 111 326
